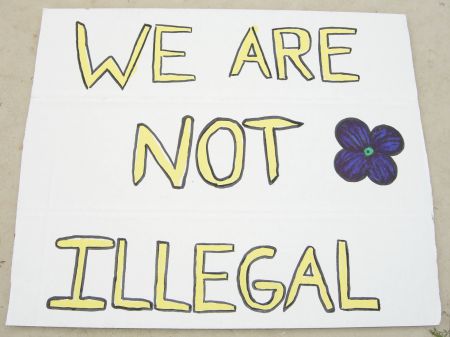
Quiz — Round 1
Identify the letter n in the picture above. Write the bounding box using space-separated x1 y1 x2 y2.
132 116 194 188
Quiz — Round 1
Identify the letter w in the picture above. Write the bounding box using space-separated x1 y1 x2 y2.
132 116 194 188
76 22 151 89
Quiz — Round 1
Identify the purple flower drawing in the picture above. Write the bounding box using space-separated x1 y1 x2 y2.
334 118 405 185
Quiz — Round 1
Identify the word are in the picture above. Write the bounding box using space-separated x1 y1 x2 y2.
76 22 359 89
132 116 302 188
47 237 380 313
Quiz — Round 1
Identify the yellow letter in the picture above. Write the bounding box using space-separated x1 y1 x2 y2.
272 28 314 80
337 240 380 310
229 27 272 78
196 118 245 188
47 236 115 310
76 22 151 89
133 116 193 188
155 241 191 311
243 116 303 184
153 25 196 82
238 246 285 312
193 243 236 312
284 246 334 312
319 27 359 82
112 238 152 310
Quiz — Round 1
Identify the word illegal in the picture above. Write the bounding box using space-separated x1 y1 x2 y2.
47 237 380 313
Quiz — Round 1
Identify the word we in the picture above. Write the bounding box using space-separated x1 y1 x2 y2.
132 116 303 188
76 22 359 89
47 237 380 313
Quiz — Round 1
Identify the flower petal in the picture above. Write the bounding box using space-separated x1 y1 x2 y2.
371 125 404 155
334 149 369 182
368 154 398 185
335 118 371 151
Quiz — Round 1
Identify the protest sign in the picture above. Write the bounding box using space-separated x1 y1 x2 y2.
7 9 440 328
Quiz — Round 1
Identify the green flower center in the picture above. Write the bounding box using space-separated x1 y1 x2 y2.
363 146 374 157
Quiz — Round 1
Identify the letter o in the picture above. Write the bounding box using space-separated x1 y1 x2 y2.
196 118 245 187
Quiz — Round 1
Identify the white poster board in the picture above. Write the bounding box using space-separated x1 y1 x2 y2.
7 8 440 328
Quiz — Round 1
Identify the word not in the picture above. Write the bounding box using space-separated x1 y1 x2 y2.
47 237 380 313
76 22 359 89
132 116 303 188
